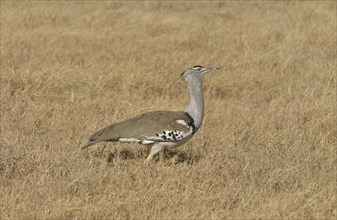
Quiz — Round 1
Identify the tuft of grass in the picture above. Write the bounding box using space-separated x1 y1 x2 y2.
1 1 336 219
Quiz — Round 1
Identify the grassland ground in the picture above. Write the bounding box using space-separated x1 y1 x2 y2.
1 1 336 219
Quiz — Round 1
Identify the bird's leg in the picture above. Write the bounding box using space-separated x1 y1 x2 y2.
145 144 164 163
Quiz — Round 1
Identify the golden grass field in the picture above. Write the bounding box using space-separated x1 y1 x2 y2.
1 1 336 219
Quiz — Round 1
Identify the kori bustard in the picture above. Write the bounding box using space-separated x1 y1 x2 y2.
82 65 219 162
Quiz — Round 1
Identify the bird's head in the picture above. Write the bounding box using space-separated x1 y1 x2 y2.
181 65 220 81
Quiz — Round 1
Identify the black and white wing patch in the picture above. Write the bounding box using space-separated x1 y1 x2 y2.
143 119 194 142
154 130 185 141
117 118 194 145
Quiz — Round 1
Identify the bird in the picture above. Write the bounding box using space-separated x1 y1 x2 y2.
82 65 219 162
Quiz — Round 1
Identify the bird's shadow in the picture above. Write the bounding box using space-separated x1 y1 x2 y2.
102 147 200 165
161 149 201 165
85 143 201 165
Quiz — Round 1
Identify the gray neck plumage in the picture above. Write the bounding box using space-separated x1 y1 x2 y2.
186 78 204 131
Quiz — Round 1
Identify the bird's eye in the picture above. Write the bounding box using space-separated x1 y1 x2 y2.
193 66 202 71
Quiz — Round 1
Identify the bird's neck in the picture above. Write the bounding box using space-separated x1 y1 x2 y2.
186 78 204 131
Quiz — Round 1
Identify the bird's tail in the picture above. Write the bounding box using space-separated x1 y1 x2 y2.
81 140 99 149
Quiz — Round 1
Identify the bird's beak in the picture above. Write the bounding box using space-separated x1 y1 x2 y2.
210 66 220 71
201 66 220 77
204 66 220 74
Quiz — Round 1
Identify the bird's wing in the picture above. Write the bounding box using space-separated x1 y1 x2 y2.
88 110 194 143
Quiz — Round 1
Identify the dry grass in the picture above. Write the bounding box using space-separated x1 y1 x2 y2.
1 1 336 219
